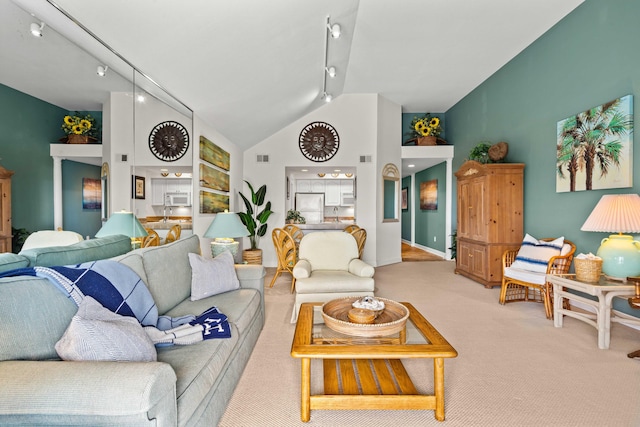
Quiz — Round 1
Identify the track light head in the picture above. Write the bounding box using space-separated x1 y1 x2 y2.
324 93 333 103
97 65 108 77
328 22 341 39
30 22 45 37
325 66 336 78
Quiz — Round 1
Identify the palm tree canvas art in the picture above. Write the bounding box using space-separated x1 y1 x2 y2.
556 94 633 192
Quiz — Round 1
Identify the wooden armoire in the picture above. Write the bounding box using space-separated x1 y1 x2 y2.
0 165 13 253
454 161 524 288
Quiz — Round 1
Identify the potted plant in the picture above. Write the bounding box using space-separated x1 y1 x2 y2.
238 180 273 264
405 113 444 146
61 112 99 144
286 209 305 224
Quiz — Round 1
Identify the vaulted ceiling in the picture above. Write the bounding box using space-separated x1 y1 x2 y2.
4 0 584 151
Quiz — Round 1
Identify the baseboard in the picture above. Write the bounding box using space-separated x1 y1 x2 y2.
402 239 447 259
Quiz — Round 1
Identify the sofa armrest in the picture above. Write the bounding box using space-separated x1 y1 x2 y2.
235 264 265 293
0 360 177 425
349 259 375 277
293 259 311 279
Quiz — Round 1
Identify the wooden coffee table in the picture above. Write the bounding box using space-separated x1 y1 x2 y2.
290 302 458 422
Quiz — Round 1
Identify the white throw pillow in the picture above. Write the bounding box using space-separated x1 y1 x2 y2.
55 296 157 362
510 234 565 273
189 251 240 301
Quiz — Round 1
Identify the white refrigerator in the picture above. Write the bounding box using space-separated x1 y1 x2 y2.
295 193 325 224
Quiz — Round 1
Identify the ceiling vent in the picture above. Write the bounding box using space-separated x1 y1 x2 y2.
256 154 269 163
359 155 372 163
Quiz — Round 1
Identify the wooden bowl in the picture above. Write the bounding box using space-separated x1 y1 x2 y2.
348 308 376 324
322 297 409 337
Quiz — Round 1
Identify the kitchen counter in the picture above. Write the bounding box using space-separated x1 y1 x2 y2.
294 222 353 231
143 220 192 230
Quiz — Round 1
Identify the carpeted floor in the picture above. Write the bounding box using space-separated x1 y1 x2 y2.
219 261 640 427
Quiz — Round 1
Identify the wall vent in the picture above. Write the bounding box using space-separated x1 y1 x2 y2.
359 155 372 163
256 154 270 163
118 154 128 162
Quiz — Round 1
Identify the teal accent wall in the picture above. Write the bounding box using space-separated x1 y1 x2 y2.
62 160 102 238
445 0 640 315
414 162 447 252
0 83 101 236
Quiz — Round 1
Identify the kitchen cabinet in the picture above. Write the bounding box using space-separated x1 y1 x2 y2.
324 181 341 206
454 161 524 288
310 180 325 193
296 180 311 193
151 178 192 205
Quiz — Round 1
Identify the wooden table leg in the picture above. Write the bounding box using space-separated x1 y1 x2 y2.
300 358 311 422
434 358 445 421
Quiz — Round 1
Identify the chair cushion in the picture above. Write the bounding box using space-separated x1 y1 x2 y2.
510 234 564 273
298 232 359 271
504 267 547 285
295 271 375 294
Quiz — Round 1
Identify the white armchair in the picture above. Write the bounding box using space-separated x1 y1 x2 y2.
291 232 375 322
21 230 84 251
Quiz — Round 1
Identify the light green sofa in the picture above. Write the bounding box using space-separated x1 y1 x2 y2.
0 234 265 426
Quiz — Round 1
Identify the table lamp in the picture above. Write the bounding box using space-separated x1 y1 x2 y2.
580 194 640 280
204 210 249 257
96 210 148 248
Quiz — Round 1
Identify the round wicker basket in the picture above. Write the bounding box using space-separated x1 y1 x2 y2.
322 297 409 337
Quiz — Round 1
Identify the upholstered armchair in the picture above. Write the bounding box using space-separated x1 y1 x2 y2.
291 231 375 322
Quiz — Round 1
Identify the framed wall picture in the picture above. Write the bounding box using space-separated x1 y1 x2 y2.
199 135 230 171
420 179 438 210
199 190 230 213
132 175 145 200
556 94 634 192
82 178 101 210
401 187 408 210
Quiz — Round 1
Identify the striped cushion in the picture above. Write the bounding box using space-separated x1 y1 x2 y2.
510 234 564 273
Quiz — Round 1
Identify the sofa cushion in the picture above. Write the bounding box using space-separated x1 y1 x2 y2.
0 253 30 274
0 276 77 361
139 235 201 314
55 296 157 362
189 251 240 301
156 324 239 426
20 234 132 267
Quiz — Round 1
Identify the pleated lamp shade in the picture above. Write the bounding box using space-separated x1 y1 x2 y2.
581 194 640 279
581 194 640 233
95 211 148 238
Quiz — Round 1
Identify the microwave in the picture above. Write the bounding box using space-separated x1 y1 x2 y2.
165 192 191 206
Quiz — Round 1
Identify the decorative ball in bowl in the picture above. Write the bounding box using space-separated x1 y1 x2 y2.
322 296 409 337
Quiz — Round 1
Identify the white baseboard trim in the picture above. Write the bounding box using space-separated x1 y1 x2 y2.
402 239 447 259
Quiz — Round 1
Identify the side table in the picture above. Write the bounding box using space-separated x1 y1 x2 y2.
547 274 639 349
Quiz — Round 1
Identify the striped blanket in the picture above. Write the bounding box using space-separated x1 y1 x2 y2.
2 260 231 344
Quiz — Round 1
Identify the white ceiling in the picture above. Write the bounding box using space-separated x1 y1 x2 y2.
4 0 584 161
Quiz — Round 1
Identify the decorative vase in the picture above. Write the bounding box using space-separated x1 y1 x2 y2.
243 248 263 265
66 134 89 144
417 136 437 146
596 234 640 280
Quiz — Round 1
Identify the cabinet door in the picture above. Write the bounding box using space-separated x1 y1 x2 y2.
165 179 180 193
340 179 354 195
151 179 166 205
325 181 340 206
296 179 311 193
458 240 487 280
310 180 325 193
469 178 486 241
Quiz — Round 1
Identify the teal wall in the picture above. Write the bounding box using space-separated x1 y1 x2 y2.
62 160 102 238
414 162 447 252
0 83 101 237
446 0 640 257
445 0 640 314
401 176 411 240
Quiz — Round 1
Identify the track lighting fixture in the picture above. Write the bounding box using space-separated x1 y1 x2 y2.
327 21 341 39
97 65 108 77
321 16 340 102
30 22 45 37
325 66 336 78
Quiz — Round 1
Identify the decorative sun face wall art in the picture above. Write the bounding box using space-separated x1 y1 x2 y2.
556 94 633 192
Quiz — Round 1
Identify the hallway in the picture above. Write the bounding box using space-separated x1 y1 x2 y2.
401 242 443 261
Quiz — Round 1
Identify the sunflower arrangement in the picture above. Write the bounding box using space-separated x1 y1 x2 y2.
409 114 442 138
61 113 97 136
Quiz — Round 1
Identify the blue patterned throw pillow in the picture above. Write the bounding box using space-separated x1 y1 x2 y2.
510 234 564 273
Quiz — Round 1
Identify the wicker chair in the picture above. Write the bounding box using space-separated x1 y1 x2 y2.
282 224 304 248
343 224 360 234
350 228 367 259
142 228 160 247
164 224 181 244
270 228 298 293
499 238 576 319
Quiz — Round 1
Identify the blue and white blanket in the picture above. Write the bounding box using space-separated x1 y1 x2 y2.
1 260 231 344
